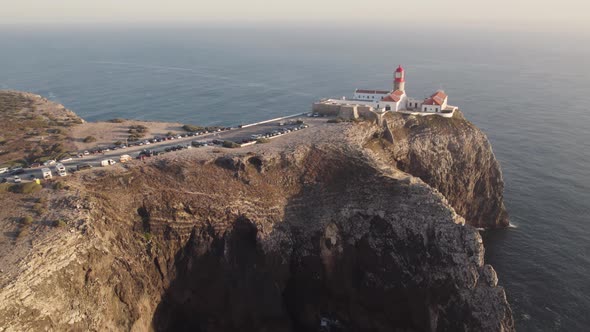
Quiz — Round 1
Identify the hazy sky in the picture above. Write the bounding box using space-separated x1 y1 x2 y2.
0 0 587 26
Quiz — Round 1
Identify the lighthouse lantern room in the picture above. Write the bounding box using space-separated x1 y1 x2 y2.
394 65 405 92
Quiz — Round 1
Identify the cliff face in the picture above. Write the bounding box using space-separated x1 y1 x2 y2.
383 111 509 228
0 115 513 331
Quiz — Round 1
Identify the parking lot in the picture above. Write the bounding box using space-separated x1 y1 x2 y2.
1 113 324 183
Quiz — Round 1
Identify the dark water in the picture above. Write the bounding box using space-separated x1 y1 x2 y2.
1 24 589 331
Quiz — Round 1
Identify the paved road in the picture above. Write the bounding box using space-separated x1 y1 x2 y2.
1 114 324 182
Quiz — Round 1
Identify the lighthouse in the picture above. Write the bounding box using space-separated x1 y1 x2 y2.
394 65 405 92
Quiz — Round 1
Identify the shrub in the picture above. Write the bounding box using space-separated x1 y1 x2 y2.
327 118 344 123
129 125 148 133
83 136 97 143
182 124 203 132
108 118 125 123
54 182 65 190
54 219 66 228
256 138 270 144
114 140 123 146
128 133 144 141
33 203 46 216
51 143 64 153
12 182 42 194
16 227 29 239
0 183 12 193
22 216 34 225
144 232 152 241
295 120 304 125
222 141 240 148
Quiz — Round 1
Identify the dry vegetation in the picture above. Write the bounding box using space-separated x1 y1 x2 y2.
0 90 191 166
0 91 83 167
70 119 186 150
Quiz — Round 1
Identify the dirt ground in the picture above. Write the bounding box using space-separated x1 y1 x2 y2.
70 120 186 150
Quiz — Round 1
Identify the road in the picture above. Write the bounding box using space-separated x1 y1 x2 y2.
1 113 324 182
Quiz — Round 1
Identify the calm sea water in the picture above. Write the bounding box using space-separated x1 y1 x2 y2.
1 24 589 331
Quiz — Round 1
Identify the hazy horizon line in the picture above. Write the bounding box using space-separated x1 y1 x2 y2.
0 17 588 30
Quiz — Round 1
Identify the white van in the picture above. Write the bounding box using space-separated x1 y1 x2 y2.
101 159 117 167
0 167 8 174
41 168 52 179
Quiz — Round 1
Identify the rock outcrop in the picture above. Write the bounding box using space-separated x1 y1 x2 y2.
383 111 509 228
0 112 513 331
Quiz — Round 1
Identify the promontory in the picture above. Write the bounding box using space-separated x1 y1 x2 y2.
0 91 513 331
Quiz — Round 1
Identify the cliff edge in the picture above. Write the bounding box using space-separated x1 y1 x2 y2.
0 102 513 331
380 111 509 228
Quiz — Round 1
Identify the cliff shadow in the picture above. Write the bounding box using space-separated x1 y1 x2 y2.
151 216 293 332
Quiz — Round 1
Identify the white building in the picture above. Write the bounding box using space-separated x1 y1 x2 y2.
422 90 448 113
353 89 390 102
314 65 458 117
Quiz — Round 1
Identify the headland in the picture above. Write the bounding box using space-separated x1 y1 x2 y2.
0 85 513 331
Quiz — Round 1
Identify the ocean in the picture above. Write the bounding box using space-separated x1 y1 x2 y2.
1 24 589 331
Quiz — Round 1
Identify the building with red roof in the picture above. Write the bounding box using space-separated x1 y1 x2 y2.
313 65 458 117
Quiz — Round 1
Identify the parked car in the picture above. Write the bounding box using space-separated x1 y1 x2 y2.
59 157 73 163
13 176 21 183
119 155 132 163
43 160 56 166
11 168 25 175
0 167 8 174
29 163 41 168
100 159 117 167
58 170 67 177
139 149 154 157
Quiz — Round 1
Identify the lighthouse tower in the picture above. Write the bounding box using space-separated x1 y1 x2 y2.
394 65 405 92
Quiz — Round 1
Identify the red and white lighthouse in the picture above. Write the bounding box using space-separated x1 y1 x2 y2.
394 65 405 92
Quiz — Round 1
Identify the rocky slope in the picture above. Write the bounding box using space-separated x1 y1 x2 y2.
0 113 513 331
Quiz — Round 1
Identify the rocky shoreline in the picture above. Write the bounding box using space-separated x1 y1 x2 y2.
0 93 513 331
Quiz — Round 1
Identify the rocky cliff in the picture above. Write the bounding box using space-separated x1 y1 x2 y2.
0 112 513 331
381 111 509 228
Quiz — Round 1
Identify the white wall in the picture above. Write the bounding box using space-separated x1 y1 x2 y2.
353 92 388 101
406 98 423 109
422 104 441 112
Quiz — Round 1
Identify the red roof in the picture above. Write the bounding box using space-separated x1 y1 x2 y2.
355 89 390 94
395 65 404 73
426 90 447 106
381 89 404 102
